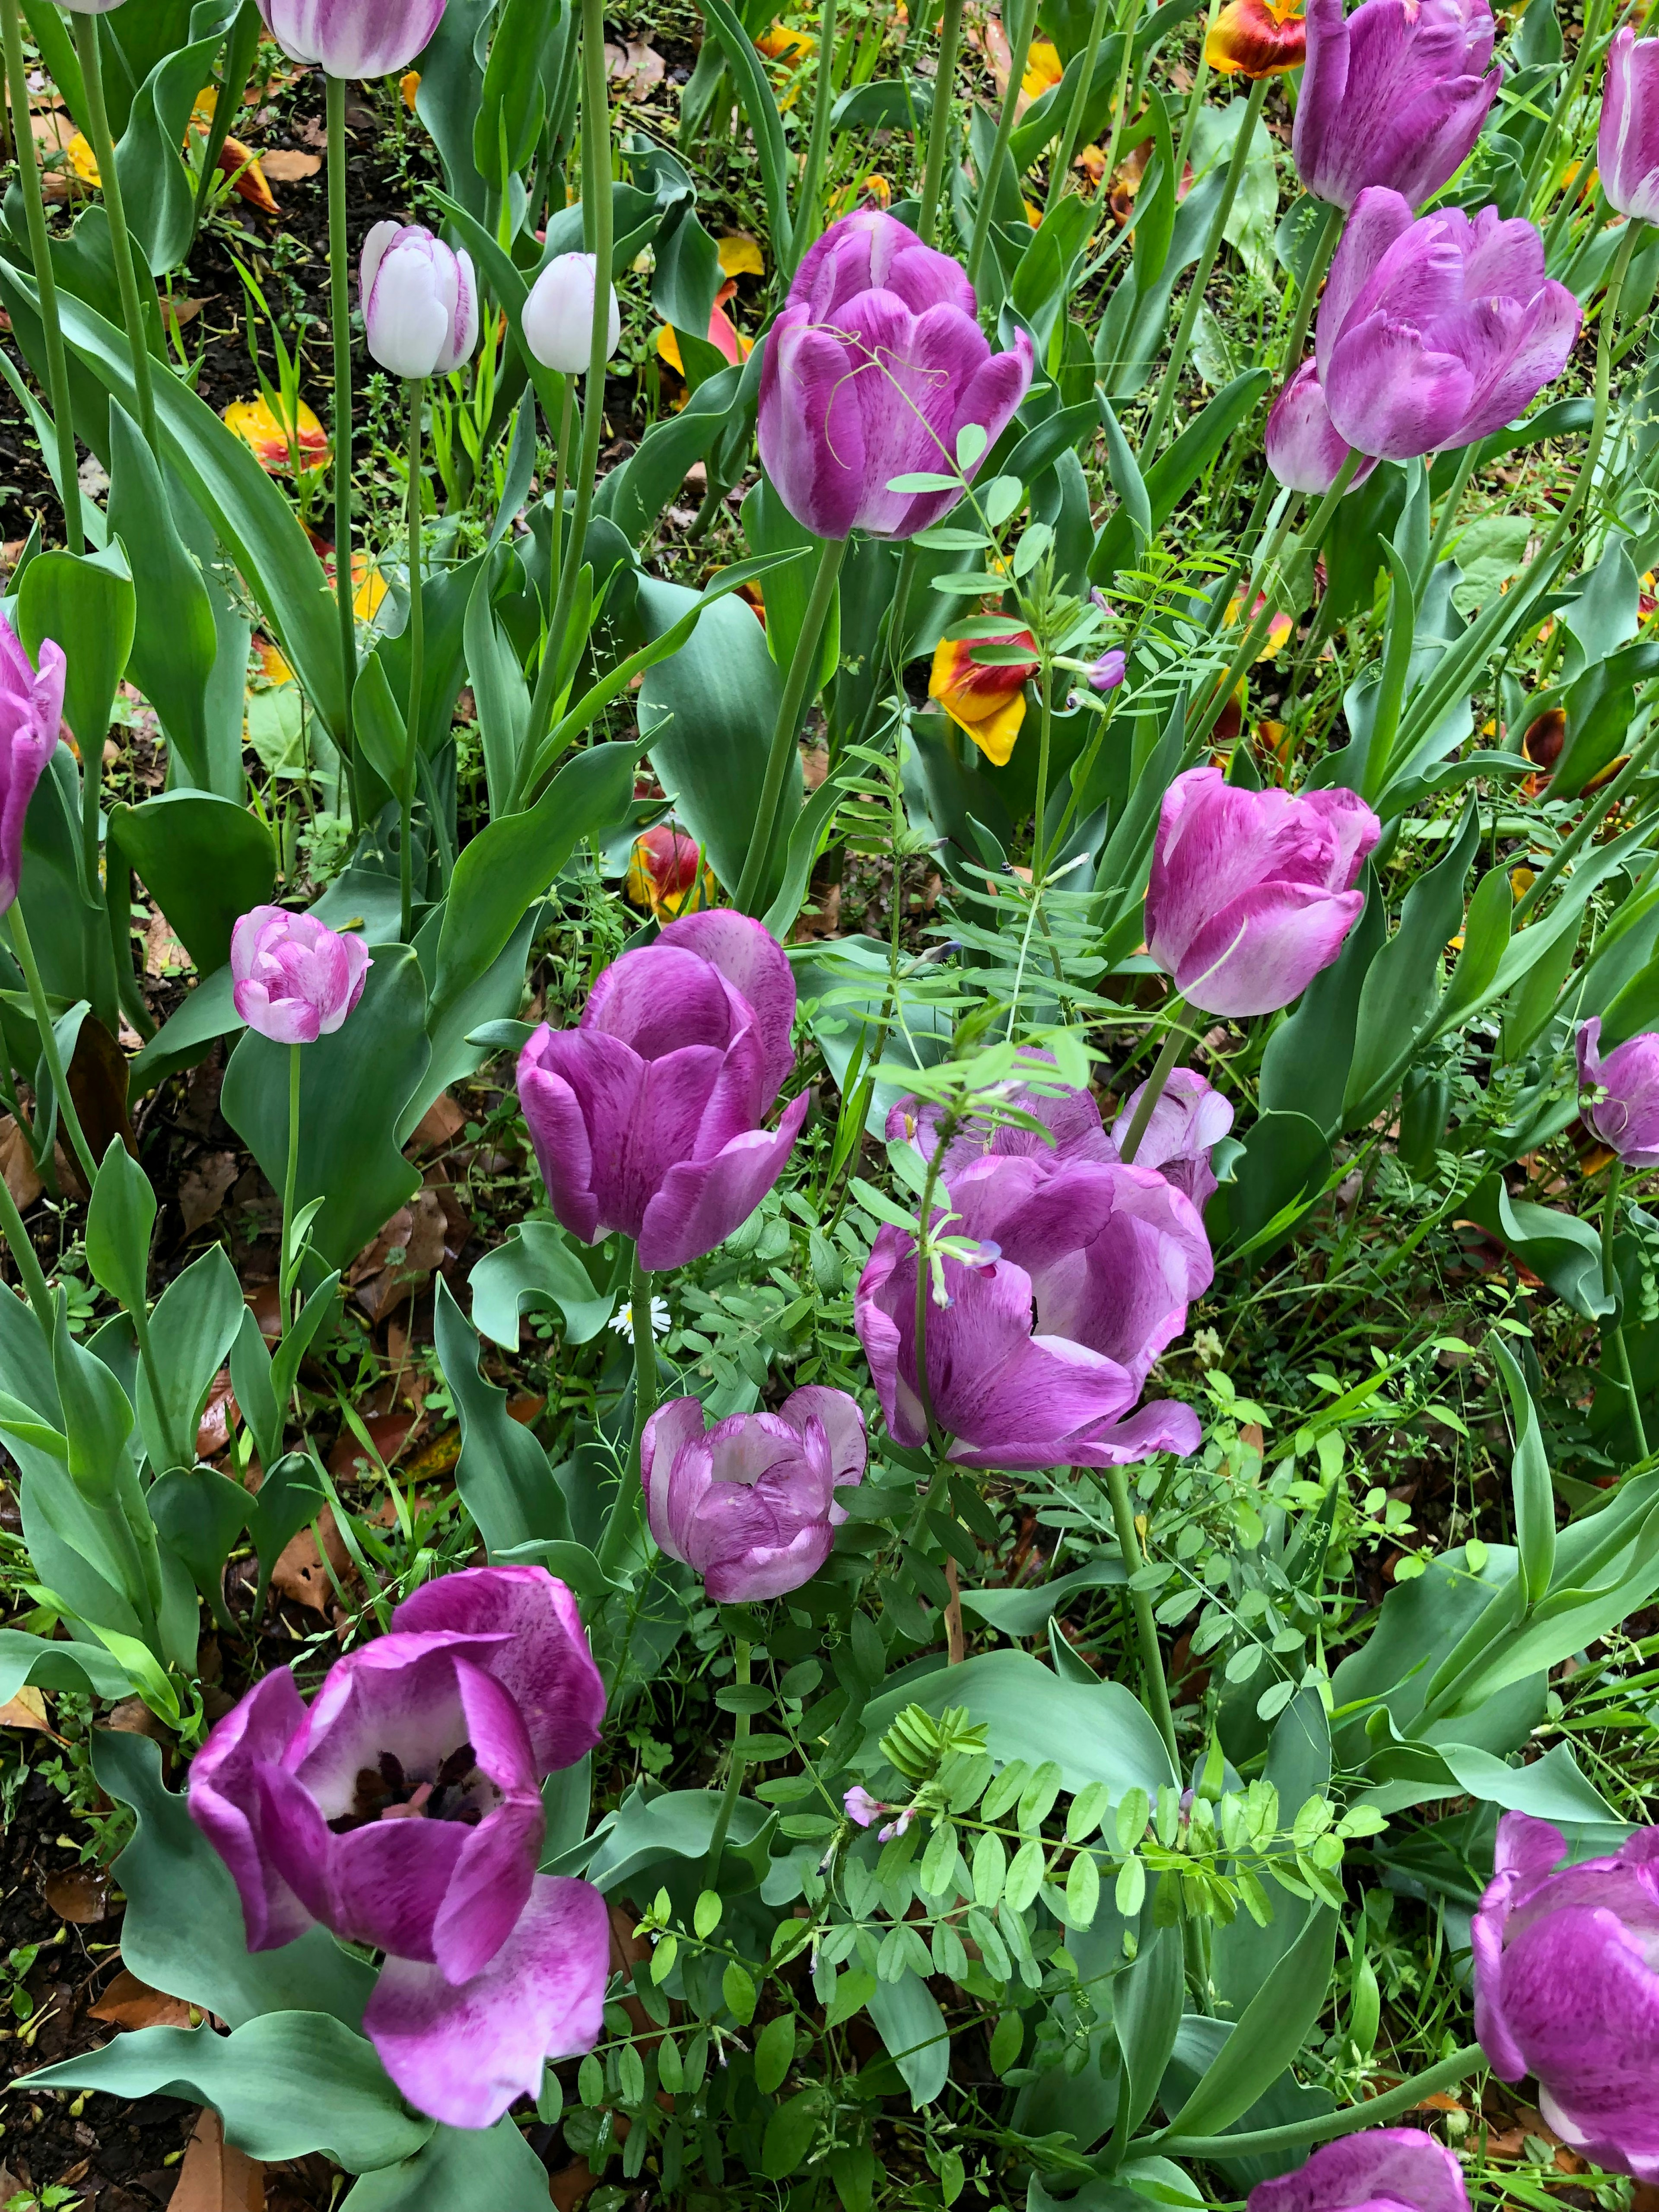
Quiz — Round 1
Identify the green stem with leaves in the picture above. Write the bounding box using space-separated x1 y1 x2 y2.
1046 0 1119 214
704 1637 751 1885
597 1245 658 1580
1603 1160 1649 1460
1149 2044 1486 2161
400 375 425 941
915 0 966 249
966 0 1036 289
8 903 95 1190
279 1039 302 1332
1116 1019 1185 1166
325 76 358 817
1274 197 1341 381
1 0 82 550
0 1147 51 1336
735 534 848 914
1103 1462 1180 1769
71 14 156 450
792 0 840 270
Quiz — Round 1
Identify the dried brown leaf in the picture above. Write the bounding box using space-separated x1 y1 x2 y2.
44 1865 109 1923
169 2106 266 2212
180 1150 239 1234
260 147 321 180
0 1686 48 1730
0 1113 42 1211
89 1968 196 2030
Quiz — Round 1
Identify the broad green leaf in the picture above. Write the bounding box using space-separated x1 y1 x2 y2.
107 793 276 975
433 1278 570 1556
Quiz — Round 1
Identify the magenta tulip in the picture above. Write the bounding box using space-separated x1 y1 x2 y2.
517 910 807 1271
188 1567 609 2130
0 617 63 915
361 222 478 379
1474 1811 1659 2181
1265 360 1378 494
230 906 371 1045
1249 2131 1469 2212
1145 767 1379 1018
1315 188 1581 463
642 1386 866 1599
1599 29 1659 222
1294 0 1501 211
855 1152 1209 1469
758 210 1033 540
257 0 443 76
1576 1017 1659 1168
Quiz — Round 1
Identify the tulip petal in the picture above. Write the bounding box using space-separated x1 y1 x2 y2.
782 1385 868 1487
258 0 445 78
326 1813 466 1962
638 1088 810 1269
187 1669 315 1951
1316 186 1421 380
1248 2129 1471 2212
365 1874 610 2131
392 1566 606 1776
431 1795 544 1984
641 1398 712 1564
657 908 799 1101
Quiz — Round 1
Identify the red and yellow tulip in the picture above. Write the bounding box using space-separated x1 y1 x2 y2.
1206 0 1306 76
626 825 716 919
929 629 1039 766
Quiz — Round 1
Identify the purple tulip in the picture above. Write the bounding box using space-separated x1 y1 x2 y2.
1474 1811 1659 2181
257 0 443 77
1599 29 1659 222
188 1566 609 2130
1111 1068 1236 1208
1248 2130 1470 2212
1145 766 1379 1018
1576 1017 1659 1168
758 210 1034 540
887 1055 1234 1208
517 910 808 1272
1315 187 1581 463
1294 0 1502 211
641 1386 866 1600
1265 360 1379 494
855 1152 1209 1469
361 222 477 379
0 618 63 915
230 906 371 1045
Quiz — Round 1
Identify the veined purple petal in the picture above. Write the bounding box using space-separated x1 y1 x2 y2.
1602 29 1659 222
1247 2129 1471 2212
392 1565 604 1774
258 0 445 78
637 1089 810 1269
187 1669 315 1951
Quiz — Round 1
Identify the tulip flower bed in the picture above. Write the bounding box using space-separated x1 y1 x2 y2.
6 0 1659 2200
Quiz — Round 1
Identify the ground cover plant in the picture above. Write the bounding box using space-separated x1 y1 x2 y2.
0 0 1658 2201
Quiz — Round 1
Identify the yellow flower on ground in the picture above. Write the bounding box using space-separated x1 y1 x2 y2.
756 19 814 59
717 233 765 277
929 629 1039 767
1022 37 1064 94
1226 591 1294 658
224 391 331 474
400 70 420 110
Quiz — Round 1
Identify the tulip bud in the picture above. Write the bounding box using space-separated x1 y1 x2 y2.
256 0 445 79
1206 0 1306 76
1294 0 1502 212
231 906 372 1044
1265 360 1374 494
625 824 714 920
1599 29 1659 221
522 252 621 374
360 222 477 380
0 617 64 915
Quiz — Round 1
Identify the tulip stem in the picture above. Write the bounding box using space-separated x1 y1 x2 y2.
0 1148 52 1338
1512 718 1659 928
911 1138 948 1453
1049 0 1128 219
1421 441 1480 585
791 0 839 270
1141 73 1268 459
70 15 157 452
280 1039 302 1330
1146 2042 1487 2161
400 376 425 943
325 75 358 822
189 0 261 251
915 0 966 250
1274 197 1341 384
8 904 96 1192
0 0 82 553
1103 1462 1180 1768
597 1246 657 1581
704 1638 750 1887
1116 1019 1185 1167
735 533 848 915
1602 1162 1649 1461
966 0 1036 290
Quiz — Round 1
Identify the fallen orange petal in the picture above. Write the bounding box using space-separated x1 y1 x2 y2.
400 69 421 110
218 134 278 215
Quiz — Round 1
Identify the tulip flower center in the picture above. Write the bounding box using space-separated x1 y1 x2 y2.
330 1742 490 1832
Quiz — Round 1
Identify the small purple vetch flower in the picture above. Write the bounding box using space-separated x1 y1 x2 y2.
1576 1017 1659 1169
230 906 371 1046
1247 2129 1471 2212
523 252 623 375
257 0 444 78
642 1387 866 1601
758 209 1033 541
1145 766 1379 1018
1293 0 1502 212
1265 360 1378 494
843 1785 883 1827
877 1807 915 1843
1089 649 1127 693
1599 29 1659 222
0 616 64 915
361 222 478 380
188 1566 609 2131
517 910 808 1273
1314 187 1581 464
1473 1810 1659 2182
855 1152 1211 1471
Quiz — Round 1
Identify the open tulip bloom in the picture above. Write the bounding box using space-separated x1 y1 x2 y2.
257 0 445 76
0 616 64 916
188 1568 610 2130
1247 2131 1471 2212
1294 0 1502 210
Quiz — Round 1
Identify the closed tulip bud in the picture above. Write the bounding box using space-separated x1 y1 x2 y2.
0 616 64 915
230 906 371 1044
361 222 477 379
522 252 621 374
1248 2132 1470 2212
625 824 714 919
55 0 125 15
1145 766 1379 1017
642 1388 867 1600
1316 188 1580 463
1599 29 1659 221
257 0 444 78
1294 0 1502 211
1576 1017 1659 1167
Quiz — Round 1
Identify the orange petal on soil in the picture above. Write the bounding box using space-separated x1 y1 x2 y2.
223 391 330 474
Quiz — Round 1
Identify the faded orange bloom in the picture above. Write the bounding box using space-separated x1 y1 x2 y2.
929 629 1038 766
1226 591 1294 658
626 825 715 919
224 391 330 474
756 19 814 60
1206 0 1306 75
400 70 421 110
656 281 753 378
